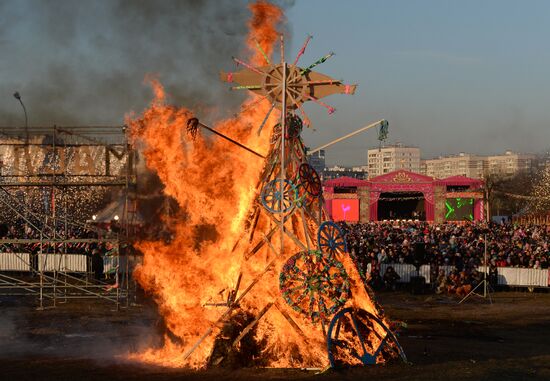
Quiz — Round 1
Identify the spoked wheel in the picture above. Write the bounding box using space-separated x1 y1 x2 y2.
285 114 303 138
298 163 321 197
262 65 308 110
279 250 350 324
317 221 347 259
327 307 407 367
271 114 304 142
260 179 298 214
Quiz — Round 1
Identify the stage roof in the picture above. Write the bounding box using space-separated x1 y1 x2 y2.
323 171 484 189
323 176 368 187
369 170 434 184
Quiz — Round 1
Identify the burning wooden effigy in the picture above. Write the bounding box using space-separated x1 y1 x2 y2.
127 1 406 370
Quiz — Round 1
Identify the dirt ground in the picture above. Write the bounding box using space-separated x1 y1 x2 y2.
1 290 549 381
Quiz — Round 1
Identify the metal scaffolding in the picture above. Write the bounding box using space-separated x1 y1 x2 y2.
0 125 138 309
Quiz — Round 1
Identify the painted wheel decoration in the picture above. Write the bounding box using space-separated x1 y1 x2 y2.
271 114 303 144
285 114 303 139
279 250 350 323
317 221 347 258
298 163 321 197
327 307 407 367
261 64 308 109
260 179 298 214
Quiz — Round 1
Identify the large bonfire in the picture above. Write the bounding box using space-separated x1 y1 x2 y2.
126 0 403 369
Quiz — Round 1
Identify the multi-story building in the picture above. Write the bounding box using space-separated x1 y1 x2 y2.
307 149 326 174
485 151 535 177
367 143 421 178
422 152 486 179
421 150 536 179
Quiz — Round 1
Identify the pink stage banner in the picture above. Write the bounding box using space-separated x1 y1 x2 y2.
332 199 359 222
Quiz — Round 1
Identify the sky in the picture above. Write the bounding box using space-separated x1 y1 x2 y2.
287 0 550 165
1 0 549 166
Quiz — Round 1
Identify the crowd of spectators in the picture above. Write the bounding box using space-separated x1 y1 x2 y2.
0 221 108 254
433 268 485 296
0 220 118 280
344 221 549 270
341 221 549 293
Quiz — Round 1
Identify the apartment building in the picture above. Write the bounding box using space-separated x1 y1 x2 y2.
367 143 421 178
422 153 485 179
421 150 536 179
486 151 535 177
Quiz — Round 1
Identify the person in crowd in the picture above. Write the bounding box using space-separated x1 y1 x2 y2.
455 271 473 297
383 266 401 291
368 263 383 290
345 221 549 271
435 269 448 294
446 269 460 294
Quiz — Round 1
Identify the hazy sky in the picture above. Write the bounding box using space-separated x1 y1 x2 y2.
1 0 549 166
288 0 550 165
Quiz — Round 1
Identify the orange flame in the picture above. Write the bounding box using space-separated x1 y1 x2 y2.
125 1 288 369
125 0 394 369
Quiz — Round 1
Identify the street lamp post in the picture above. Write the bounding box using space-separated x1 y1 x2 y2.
13 91 29 142
13 91 30 239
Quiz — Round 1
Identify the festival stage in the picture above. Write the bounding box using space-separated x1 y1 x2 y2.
1 292 549 381
324 170 485 223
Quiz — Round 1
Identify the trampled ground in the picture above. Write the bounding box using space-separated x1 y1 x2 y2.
1 290 549 381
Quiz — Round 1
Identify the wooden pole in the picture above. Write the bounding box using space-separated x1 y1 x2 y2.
187 118 265 159
307 120 386 155
280 34 286 259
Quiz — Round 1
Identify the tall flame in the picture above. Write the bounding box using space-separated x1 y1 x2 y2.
125 1 292 368
126 1 390 369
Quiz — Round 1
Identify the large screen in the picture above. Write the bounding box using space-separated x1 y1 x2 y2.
445 198 474 221
332 199 360 222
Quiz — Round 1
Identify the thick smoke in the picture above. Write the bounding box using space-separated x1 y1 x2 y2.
0 0 290 127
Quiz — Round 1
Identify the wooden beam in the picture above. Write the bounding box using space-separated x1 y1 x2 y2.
274 302 305 336
231 302 274 348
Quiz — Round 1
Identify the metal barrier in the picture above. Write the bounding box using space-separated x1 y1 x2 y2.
377 264 431 283
496 267 548 287
3 253 546 287
38 254 88 272
369 262 549 287
0 253 31 271
1 252 139 274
